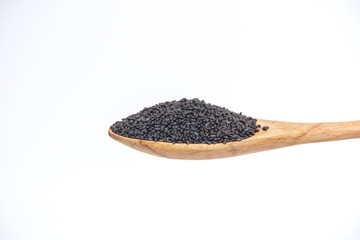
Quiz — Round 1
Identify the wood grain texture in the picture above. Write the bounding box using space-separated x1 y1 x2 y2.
108 120 360 160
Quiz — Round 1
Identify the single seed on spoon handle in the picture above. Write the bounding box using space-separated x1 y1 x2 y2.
108 120 360 160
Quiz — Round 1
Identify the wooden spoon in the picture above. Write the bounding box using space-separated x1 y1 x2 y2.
108 120 360 160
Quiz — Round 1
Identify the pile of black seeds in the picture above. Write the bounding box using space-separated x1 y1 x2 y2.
110 98 268 144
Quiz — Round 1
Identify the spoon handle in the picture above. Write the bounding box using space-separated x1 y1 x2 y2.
295 121 360 144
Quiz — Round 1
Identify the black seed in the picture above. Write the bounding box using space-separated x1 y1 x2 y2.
110 98 269 144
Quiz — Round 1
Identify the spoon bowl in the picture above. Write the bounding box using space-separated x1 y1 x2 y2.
108 119 360 159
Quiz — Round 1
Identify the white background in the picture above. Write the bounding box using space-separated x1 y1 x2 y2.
1 0 360 239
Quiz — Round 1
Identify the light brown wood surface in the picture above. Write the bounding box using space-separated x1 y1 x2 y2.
108 120 360 160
